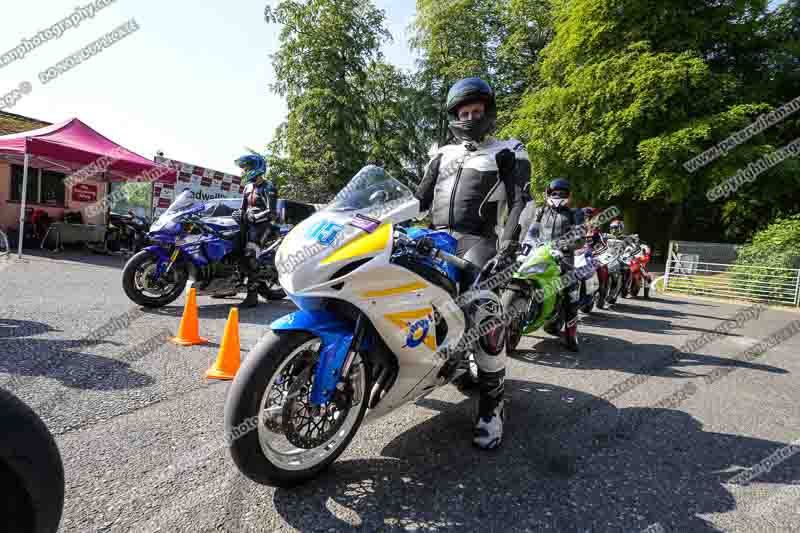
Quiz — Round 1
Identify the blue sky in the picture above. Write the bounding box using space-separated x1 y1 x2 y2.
0 0 419 175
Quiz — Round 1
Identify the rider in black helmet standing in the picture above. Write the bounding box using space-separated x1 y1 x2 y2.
415 77 532 450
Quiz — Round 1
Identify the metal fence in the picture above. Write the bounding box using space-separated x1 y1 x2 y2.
664 240 800 307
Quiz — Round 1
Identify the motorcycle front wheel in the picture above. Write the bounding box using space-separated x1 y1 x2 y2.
225 330 370 487
501 289 528 353
630 279 641 298
597 282 608 309
0 388 65 533
122 250 187 308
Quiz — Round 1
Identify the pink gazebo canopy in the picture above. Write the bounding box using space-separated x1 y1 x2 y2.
0 117 176 182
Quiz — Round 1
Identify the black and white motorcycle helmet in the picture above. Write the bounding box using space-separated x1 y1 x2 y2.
545 178 571 209
445 77 497 142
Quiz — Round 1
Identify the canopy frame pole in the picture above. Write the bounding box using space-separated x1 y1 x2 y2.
17 152 30 259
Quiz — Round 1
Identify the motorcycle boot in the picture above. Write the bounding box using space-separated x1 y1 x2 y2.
471 298 507 450
473 368 505 450
241 280 260 308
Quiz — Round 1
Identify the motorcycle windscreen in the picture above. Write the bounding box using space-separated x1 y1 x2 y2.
275 166 419 277
324 166 416 217
150 190 202 232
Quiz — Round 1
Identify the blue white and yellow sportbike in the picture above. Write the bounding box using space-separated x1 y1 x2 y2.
224 165 508 487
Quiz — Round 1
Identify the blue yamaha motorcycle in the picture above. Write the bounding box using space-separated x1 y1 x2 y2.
121 191 286 308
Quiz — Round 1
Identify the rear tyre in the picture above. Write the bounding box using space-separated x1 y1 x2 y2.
643 285 650 299
122 250 187 308
225 330 370 487
0 388 64 533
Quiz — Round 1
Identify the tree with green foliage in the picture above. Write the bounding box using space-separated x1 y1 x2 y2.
501 0 799 247
263 0 391 202
410 0 554 143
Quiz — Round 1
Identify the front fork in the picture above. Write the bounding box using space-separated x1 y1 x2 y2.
275 312 369 408
162 246 181 276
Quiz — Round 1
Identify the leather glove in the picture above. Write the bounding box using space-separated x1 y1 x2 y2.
231 209 242 222
246 209 259 223
495 148 516 179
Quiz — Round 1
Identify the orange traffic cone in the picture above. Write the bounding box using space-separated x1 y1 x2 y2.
206 307 240 380
171 287 208 346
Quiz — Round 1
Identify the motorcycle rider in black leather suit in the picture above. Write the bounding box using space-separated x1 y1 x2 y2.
233 154 280 308
415 77 531 450
534 179 584 352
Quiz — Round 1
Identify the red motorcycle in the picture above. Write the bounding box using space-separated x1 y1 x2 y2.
622 241 652 299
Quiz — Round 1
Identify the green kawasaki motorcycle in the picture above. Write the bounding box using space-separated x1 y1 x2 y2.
501 223 568 352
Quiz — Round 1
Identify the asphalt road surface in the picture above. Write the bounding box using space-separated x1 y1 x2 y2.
1 251 799 532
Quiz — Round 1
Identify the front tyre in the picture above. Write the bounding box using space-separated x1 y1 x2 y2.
0 388 65 533
122 250 187 308
597 282 608 309
224 331 370 487
630 279 641 298
501 289 527 353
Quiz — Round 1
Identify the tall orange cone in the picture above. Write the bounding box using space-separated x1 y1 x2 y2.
171 287 208 346
206 307 240 380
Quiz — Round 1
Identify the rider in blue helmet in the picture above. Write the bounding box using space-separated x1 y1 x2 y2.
232 153 280 308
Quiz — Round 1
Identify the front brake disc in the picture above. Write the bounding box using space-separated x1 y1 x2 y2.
282 365 350 449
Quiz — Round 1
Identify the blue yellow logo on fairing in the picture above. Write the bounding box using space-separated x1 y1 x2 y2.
384 308 436 350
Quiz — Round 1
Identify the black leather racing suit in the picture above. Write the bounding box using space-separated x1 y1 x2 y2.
415 136 531 400
240 180 279 281
533 205 586 332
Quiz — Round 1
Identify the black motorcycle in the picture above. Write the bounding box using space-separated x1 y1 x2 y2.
98 210 151 255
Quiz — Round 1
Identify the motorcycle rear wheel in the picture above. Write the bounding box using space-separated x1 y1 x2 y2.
225 330 370 487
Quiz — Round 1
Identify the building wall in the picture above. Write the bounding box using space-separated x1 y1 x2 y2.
0 161 106 232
